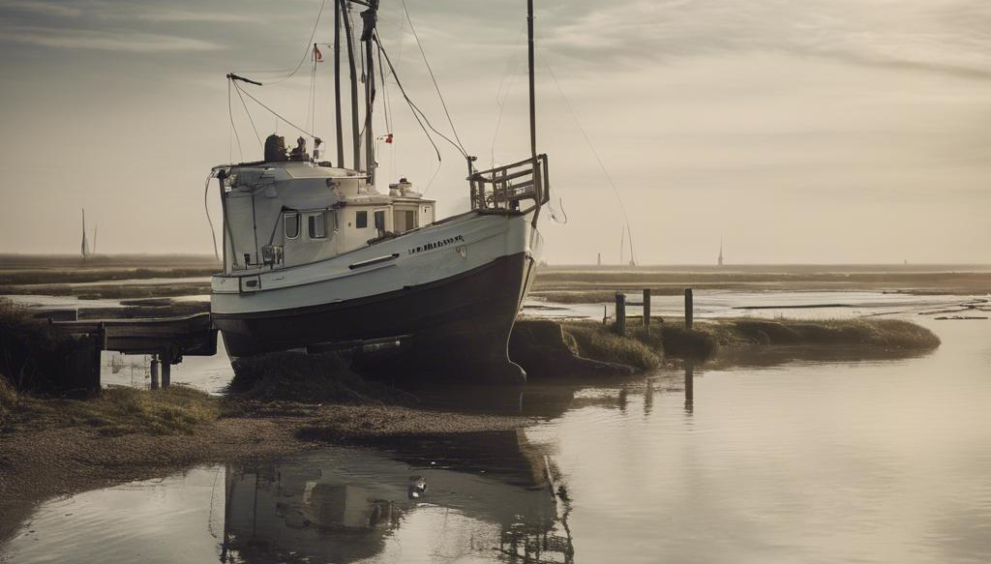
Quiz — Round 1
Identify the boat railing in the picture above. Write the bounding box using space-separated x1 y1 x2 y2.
468 154 549 213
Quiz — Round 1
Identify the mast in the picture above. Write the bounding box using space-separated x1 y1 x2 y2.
341 2 360 171
527 0 537 162
360 0 379 186
527 0 543 228
334 0 345 166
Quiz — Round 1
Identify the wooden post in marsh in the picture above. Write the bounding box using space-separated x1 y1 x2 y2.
642 289 651 331
685 288 694 329
150 355 160 390
615 292 626 335
90 322 107 395
161 350 172 389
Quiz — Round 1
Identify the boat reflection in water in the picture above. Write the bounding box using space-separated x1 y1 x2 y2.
220 430 574 564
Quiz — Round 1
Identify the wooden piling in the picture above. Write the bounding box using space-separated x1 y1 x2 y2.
90 323 106 394
685 288 694 329
615 293 626 334
642 289 651 330
150 356 160 390
161 350 172 388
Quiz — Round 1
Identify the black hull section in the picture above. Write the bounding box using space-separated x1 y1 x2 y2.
213 252 537 384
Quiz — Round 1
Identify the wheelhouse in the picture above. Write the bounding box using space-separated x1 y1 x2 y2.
217 137 435 274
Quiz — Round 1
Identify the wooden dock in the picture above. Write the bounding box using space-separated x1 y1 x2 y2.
45 312 217 393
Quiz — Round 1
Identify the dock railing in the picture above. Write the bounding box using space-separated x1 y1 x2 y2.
468 154 549 213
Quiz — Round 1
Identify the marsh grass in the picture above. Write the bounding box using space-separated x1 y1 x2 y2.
0 376 17 426
9 385 219 436
0 302 84 394
561 322 662 371
713 318 941 350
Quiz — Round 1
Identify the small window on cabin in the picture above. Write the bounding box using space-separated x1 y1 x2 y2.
356 211 368 229
308 213 327 239
374 210 386 231
284 212 300 239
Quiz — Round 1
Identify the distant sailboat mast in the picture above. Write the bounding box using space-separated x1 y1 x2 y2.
81 209 90 260
619 225 625 265
627 224 637 266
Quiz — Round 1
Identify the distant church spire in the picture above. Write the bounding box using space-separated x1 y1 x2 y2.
718 238 724 267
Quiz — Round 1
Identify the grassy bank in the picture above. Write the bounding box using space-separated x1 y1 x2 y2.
540 317 939 370
700 317 941 351
3 385 219 436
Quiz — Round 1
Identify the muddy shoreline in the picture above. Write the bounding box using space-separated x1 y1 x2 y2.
0 400 534 545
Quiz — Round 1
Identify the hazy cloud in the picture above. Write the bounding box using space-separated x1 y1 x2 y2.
0 26 222 52
538 0 991 80
0 0 84 18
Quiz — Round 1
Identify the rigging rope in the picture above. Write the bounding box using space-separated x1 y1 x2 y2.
399 0 468 157
375 33 463 159
538 50 635 254
227 80 244 162
203 172 220 261
490 21 527 168
232 78 263 149
259 0 328 85
375 33 468 159
233 80 318 139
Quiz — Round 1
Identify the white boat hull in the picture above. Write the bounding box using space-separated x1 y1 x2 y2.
211 211 542 383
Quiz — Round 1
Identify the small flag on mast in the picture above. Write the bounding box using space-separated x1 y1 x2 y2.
313 44 323 63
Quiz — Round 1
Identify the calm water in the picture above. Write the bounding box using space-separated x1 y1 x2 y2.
2 293 991 563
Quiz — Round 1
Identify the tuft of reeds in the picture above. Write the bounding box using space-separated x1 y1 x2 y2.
0 376 17 426
229 351 416 405
560 322 662 371
7 385 219 436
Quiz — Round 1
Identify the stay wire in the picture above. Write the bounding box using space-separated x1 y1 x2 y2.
203 173 221 261
399 0 467 156
538 50 632 233
234 81 318 139
233 80 263 149
375 33 464 159
263 0 328 86
227 80 244 162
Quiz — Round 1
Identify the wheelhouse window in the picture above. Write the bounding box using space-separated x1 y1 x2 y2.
356 211 368 229
307 212 327 239
374 210 386 233
284 212 300 239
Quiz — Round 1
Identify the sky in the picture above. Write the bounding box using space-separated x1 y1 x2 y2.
0 0 988 264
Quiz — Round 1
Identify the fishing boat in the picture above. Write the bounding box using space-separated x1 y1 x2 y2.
209 0 548 383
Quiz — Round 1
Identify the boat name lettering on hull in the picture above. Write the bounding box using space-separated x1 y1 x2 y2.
408 234 465 255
